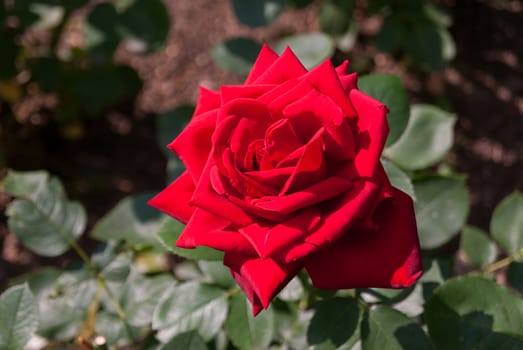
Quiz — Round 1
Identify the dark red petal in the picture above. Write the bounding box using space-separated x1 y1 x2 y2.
220 84 276 105
304 188 423 289
176 208 255 254
280 128 326 195
259 118 303 170
245 167 294 190
302 59 356 117
283 88 356 160
239 206 321 259
168 109 217 181
349 89 389 177
191 159 254 226
335 60 349 75
224 253 301 313
339 72 358 92
148 171 195 224
245 44 280 85
284 179 381 262
193 87 220 117
253 47 307 84
252 176 352 215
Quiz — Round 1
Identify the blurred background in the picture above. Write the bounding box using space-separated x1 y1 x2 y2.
1 0 522 286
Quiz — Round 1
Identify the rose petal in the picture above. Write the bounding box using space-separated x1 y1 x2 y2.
176 208 255 254
284 179 381 262
224 253 301 313
335 60 349 75
245 167 294 189
220 84 276 105
252 176 352 215
303 59 356 117
253 47 307 84
191 159 254 226
265 79 316 117
259 118 304 170
280 128 327 195
245 44 280 85
239 206 322 259
304 188 423 289
339 72 358 92
168 109 217 181
283 88 356 160
193 87 220 117
349 89 389 177
148 171 195 224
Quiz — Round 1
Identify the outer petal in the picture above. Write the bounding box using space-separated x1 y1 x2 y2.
169 109 217 181
148 171 194 224
176 208 254 254
349 89 389 177
224 253 301 315
304 188 423 289
245 44 279 84
193 87 220 117
253 47 307 84
284 179 381 262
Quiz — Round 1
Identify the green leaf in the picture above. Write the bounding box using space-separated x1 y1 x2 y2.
159 331 208 350
0 284 38 350
381 160 415 200
273 33 335 70
361 306 431 350
92 192 164 249
85 3 120 62
404 17 445 71
29 3 64 29
425 276 523 350
225 294 275 350
152 281 228 342
490 191 523 255
413 176 469 249
231 0 285 27
4 170 86 256
95 311 142 345
19 266 93 340
319 0 354 36
358 74 409 147
198 261 236 289
156 216 224 261
507 261 523 295
385 104 455 170
120 271 175 327
211 38 262 76
307 297 360 349
460 226 497 267
119 0 170 52
375 15 408 54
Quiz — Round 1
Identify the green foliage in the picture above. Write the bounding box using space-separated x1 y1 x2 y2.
460 226 497 268
226 294 275 350
91 193 165 249
491 191 523 254
362 306 431 350
385 104 456 170
0 284 38 350
4 170 86 256
425 276 523 350
414 176 470 249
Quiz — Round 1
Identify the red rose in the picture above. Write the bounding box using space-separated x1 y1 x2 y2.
150 45 422 314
